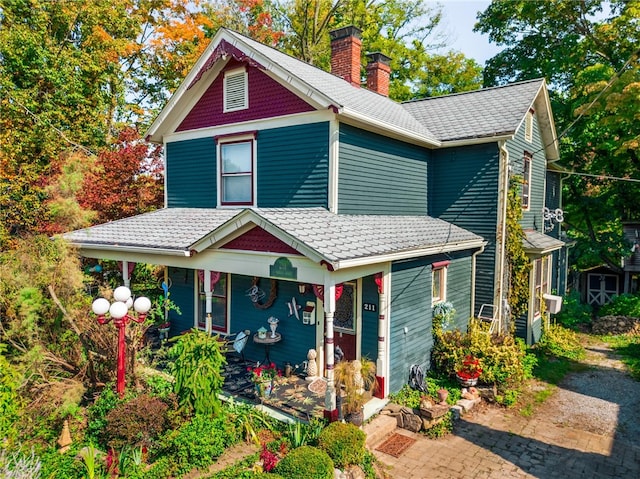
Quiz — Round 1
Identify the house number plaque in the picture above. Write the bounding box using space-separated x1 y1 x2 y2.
363 302 377 312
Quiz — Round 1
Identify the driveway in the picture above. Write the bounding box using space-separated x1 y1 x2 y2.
370 340 640 478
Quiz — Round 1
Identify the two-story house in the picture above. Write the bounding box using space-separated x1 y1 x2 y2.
64 26 565 419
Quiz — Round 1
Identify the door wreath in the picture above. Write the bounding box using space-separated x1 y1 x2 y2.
250 276 278 309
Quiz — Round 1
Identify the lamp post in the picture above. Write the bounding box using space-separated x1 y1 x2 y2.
92 286 151 398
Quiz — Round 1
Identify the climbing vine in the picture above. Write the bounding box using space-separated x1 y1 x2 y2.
506 176 531 320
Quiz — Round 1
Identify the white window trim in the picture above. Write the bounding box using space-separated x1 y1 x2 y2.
431 263 448 304
533 256 550 318
522 151 532 211
216 133 257 207
223 67 248 113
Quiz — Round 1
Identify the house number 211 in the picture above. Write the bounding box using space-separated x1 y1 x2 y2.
363 303 377 312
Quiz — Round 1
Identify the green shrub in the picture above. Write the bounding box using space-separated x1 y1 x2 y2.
599 293 640 318
169 330 226 415
318 422 366 469
0 346 22 445
388 385 422 408
274 446 334 479
432 318 536 392
86 386 124 446
104 394 168 450
536 323 585 361
161 413 236 475
39 446 84 479
555 290 592 328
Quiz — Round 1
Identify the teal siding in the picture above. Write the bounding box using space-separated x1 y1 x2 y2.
258 123 329 207
361 275 380 362
166 267 195 335
388 258 432 393
430 143 500 314
338 124 429 215
387 252 473 394
166 138 217 208
443 254 474 331
229 275 316 368
507 114 545 231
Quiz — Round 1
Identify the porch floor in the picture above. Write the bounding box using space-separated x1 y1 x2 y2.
222 355 326 421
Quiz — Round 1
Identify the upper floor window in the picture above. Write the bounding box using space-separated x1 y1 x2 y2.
522 151 532 210
217 133 255 206
525 109 534 143
432 261 449 304
223 67 248 112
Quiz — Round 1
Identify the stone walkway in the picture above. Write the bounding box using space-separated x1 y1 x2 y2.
369 340 640 478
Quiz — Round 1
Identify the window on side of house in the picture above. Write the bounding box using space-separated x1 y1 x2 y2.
218 137 254 206
223 67 248 112
525 109 534 143
197 273 228 333
533 256 549 317
522 151 532 210
432 261 449 304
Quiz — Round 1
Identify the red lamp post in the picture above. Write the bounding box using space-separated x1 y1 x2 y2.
92 286 151 398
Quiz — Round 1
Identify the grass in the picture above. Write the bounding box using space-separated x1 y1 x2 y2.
600 334 640 380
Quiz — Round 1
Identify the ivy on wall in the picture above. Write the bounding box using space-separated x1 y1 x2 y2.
506 176 531 319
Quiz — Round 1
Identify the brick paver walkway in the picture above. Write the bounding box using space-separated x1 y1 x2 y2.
371 401 640 478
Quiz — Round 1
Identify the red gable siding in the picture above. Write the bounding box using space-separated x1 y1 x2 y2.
221 226 302 255
177 61 315 131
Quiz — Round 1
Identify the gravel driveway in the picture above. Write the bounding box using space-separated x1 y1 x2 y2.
535 339 640 446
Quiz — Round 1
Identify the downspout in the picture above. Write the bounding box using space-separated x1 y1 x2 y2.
470 243 486 318
497 141 510 331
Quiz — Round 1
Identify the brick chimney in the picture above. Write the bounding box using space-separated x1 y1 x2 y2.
366 52 391 97
329 26 362 87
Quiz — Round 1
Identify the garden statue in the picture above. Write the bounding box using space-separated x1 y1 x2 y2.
306 348 318 381
352 359 364 394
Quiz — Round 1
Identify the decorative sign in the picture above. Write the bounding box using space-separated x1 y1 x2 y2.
363 302 377 312
270 257 297 280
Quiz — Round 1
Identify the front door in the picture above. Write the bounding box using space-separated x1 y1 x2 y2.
333 282 357 361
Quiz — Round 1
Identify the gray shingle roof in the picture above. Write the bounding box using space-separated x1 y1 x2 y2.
222 29 438 143
401 79 545 142
63 208 484 266
523 230 565 254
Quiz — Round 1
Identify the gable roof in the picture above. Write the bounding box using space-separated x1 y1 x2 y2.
146 28 558 159
63 207 485 270
146 28 437 145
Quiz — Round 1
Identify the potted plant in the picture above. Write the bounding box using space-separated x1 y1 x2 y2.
333 357 378 426
248 362 281 398
455 354 482 387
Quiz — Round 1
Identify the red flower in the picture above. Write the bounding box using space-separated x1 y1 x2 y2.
456 355 482 379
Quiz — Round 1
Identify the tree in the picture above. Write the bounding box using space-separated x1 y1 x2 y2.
78 127 164 224
274 0 481 100
475 0 640 273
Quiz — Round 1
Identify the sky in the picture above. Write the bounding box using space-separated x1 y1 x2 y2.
427 0 502 65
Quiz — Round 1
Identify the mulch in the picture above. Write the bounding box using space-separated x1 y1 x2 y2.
375 433 417 458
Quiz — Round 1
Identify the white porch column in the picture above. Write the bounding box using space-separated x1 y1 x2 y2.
323 282 338 421
204 270 213 335
375 272 387 398
122 260 131 288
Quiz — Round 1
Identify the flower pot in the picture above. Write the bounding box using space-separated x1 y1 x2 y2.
437 388 449 404
345 409 364 427
255 380 274 398
456 373 478 387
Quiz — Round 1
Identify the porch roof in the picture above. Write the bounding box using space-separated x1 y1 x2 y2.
63 207 485 269
522 230 565 255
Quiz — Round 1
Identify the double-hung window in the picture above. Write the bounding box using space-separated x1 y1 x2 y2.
533 257 550 317
197 273 228 333
522 151 532 210
217 133 256 206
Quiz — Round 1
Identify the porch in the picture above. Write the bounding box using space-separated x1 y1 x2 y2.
221 354 326 421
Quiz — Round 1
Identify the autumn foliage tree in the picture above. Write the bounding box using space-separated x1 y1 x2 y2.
78 128 164 224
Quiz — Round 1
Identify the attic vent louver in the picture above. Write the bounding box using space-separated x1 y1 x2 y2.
224 68 248 112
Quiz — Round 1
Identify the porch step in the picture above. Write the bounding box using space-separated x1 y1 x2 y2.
363 413 397 449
